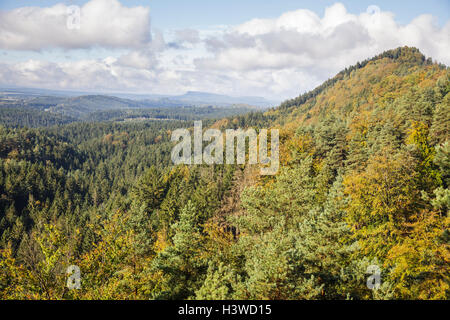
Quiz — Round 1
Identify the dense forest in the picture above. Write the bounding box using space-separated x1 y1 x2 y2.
0 102 259 127
0 47 448 300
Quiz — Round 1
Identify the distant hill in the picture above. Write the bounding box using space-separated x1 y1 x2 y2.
0 92 266 125
167 91 277 107
46 95 145 118
0 88 276 113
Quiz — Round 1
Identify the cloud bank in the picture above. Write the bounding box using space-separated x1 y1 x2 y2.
0 0 151 50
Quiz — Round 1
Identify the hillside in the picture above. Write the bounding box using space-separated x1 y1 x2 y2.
170 91 277 107
0 47 448 300
227 46 450 299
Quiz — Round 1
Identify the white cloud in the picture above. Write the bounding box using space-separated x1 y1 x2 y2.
0 0 151 50
199 3 449 71
116 31 166 69
175 29 201 44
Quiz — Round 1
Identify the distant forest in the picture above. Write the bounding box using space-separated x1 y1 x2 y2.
0 93 262 128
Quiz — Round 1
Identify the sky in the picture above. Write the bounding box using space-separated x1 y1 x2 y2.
0 0 449 100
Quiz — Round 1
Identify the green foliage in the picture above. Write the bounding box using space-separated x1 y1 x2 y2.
1 47 448 300
151 201 207 299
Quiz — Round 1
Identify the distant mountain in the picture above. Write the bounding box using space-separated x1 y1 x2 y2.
169 91 277 107
0 87 276 108
0 87 93 98
0 91 267 121
46 95 144 118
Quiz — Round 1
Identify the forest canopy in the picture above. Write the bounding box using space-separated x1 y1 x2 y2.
0 47 449 300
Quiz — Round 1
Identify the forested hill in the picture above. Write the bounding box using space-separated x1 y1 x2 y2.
0 47 448 300
229 46 449 299
277 47 442 111
270 47 447 129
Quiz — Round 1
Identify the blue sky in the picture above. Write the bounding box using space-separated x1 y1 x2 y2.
0 1 449 99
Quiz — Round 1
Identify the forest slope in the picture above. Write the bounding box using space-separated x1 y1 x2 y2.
212 46 449 299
